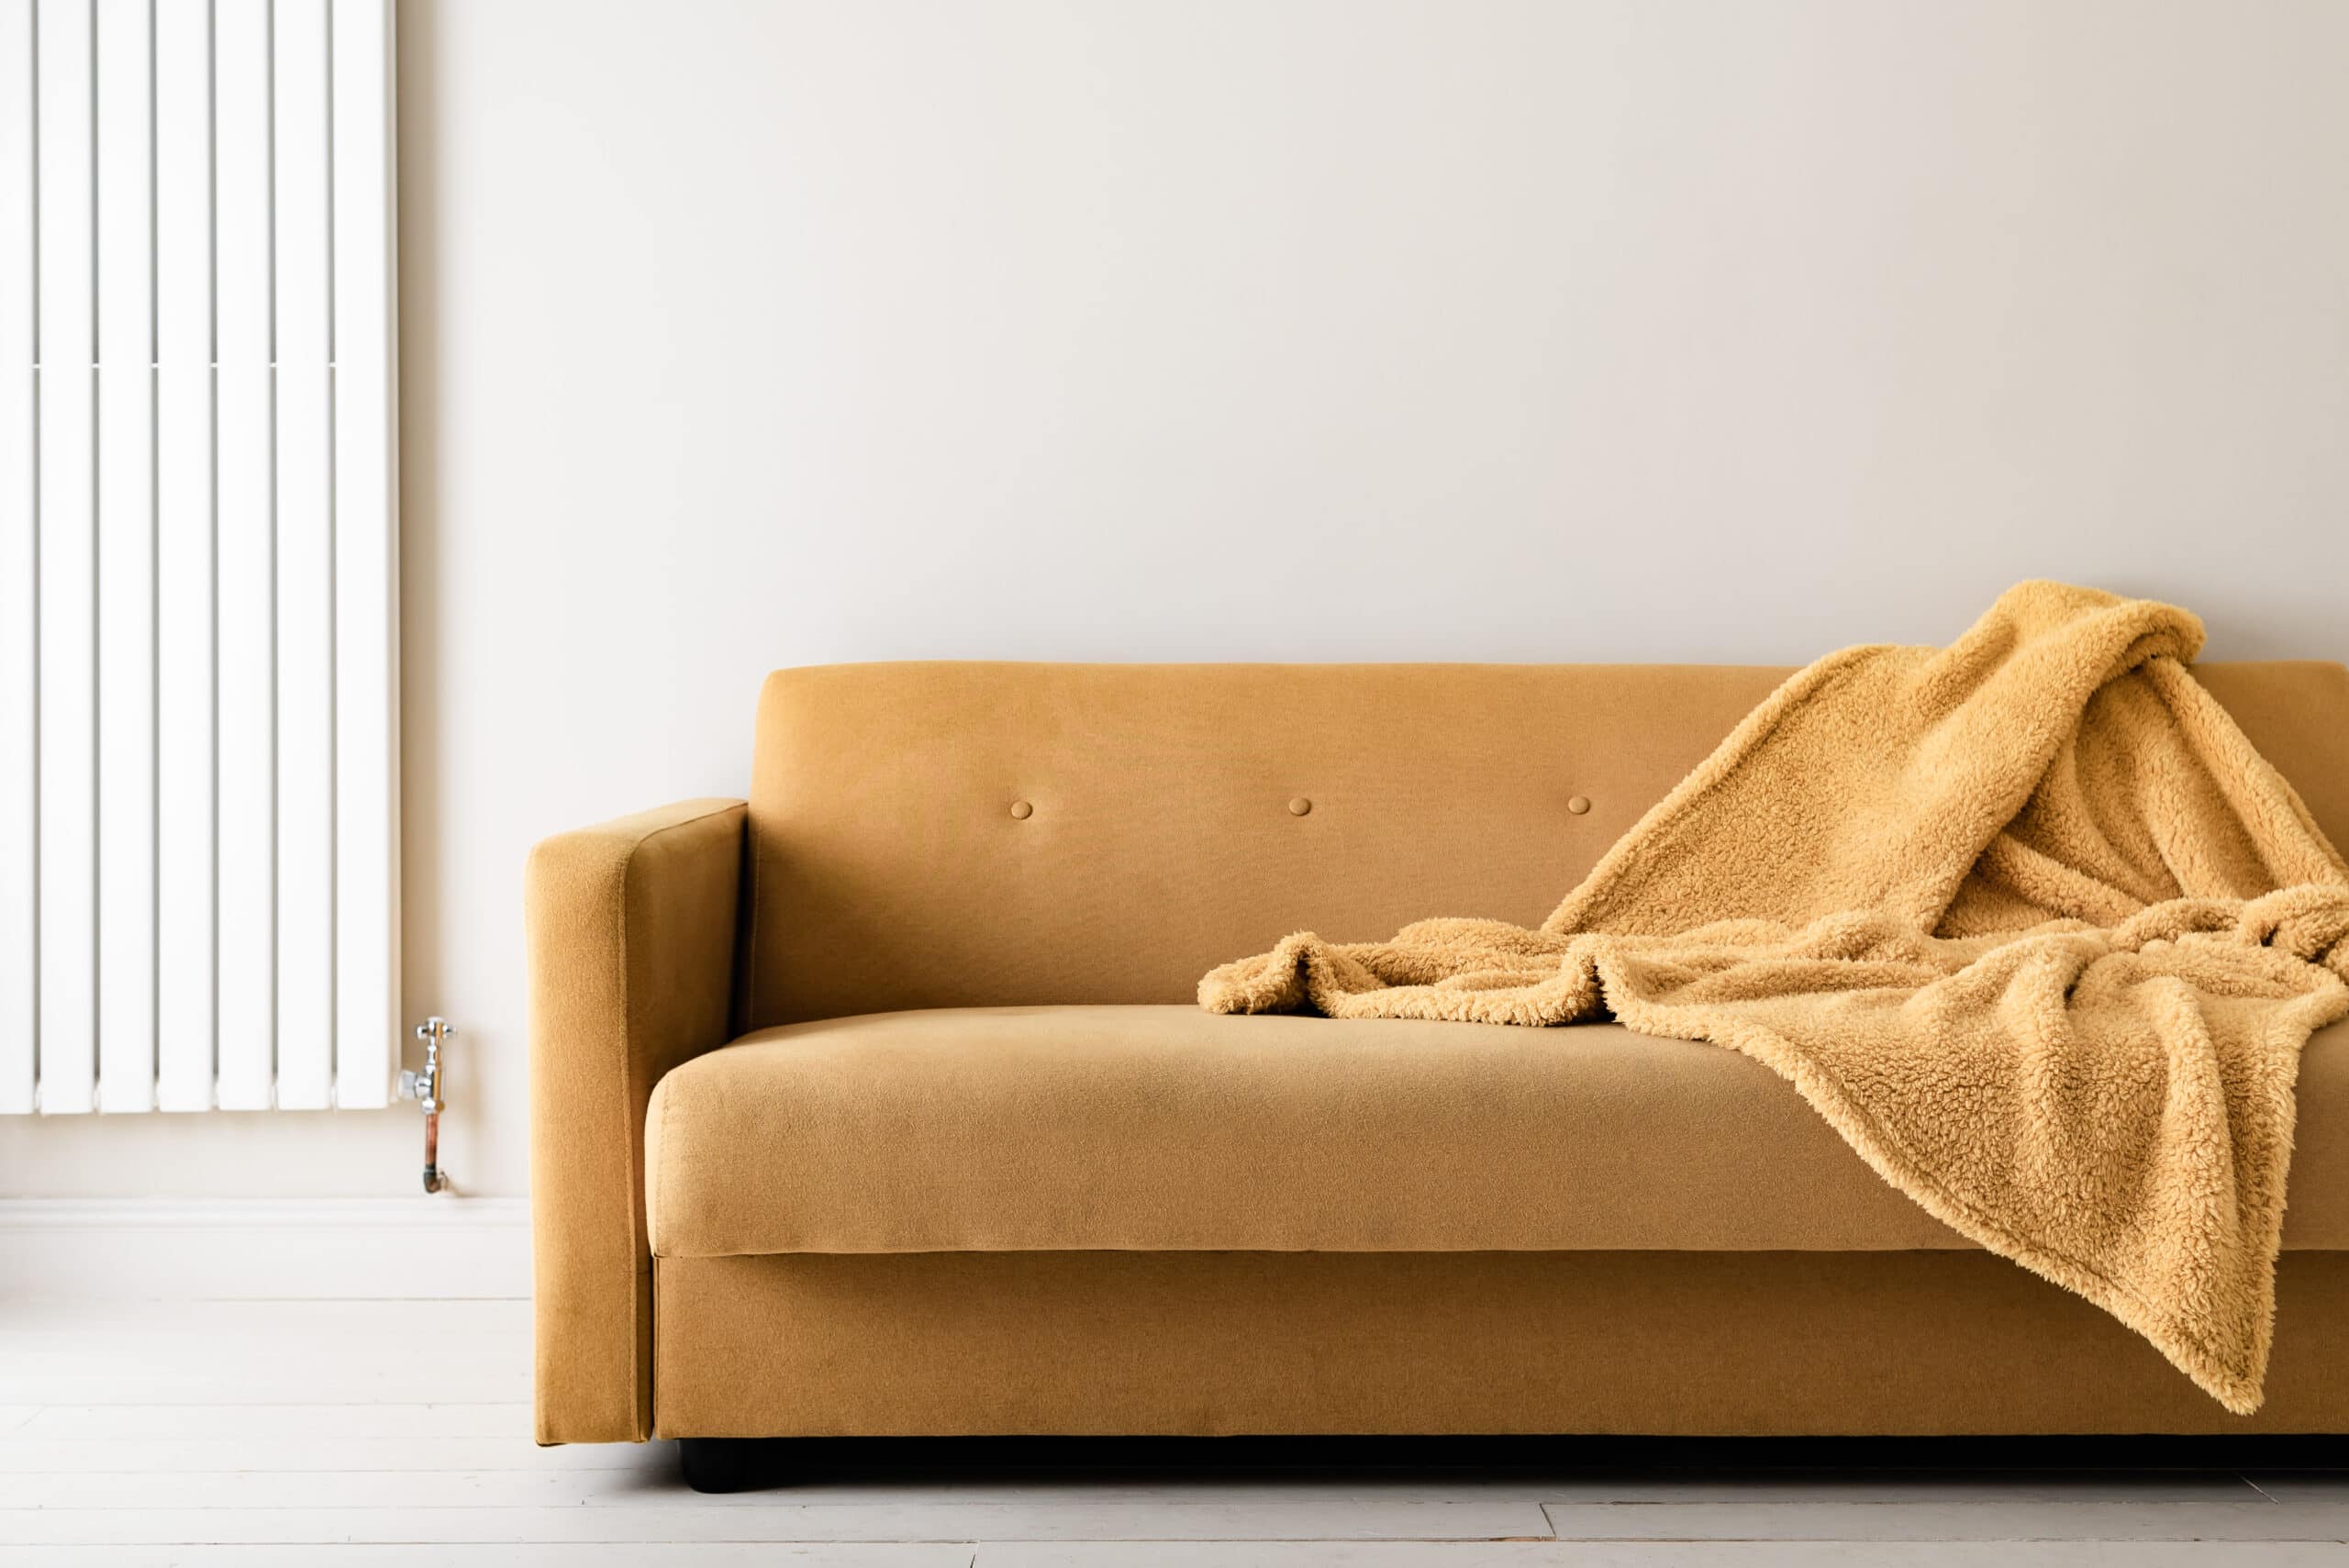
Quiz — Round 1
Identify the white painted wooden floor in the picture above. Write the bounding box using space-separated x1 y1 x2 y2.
5 1296 2349 1565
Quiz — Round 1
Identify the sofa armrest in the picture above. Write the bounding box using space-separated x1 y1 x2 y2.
526 797 747 1444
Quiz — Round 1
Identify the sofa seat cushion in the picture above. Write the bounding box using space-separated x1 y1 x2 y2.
643 1005 2349 1259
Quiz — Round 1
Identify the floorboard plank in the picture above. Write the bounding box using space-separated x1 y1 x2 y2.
0 1464 2302 1509
18 1404 540 1440
980 1546 2349 1567
1537 1499 2349 1542
0 1372 533 1406
5 1547 973 1567
1533 1473 2266 1504
0 1499 1553 1545
0 1301 530 1407
23 1549 2344 1568
0 1435 668 1473
2252 1475 2349 1502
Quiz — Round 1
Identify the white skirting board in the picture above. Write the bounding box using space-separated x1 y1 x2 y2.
0 1198 529 1301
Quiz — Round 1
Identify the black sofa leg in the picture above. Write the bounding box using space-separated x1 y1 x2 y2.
679 1437 780 1493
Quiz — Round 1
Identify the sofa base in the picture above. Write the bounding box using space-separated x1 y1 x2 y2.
678 1436 775 1493
650 1249 2349 1440
674 1431 2349 1495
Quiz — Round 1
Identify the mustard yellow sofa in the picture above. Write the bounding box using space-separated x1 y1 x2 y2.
527 661 2349 1467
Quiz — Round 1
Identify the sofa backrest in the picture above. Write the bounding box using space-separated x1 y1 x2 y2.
742 659 2349 1028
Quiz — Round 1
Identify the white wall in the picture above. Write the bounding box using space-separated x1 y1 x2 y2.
8 0 2347 1199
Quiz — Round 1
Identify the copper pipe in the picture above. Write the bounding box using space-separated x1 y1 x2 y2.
421 1105 446 1194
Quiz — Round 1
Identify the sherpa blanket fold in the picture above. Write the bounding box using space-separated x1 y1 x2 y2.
1200 582 2349 1413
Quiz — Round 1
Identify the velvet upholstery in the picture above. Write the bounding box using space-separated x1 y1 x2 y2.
526 798 745 1443
647 1006 2349 1260
527 660 2349 1443
740 661 2349 1027
654 1249 2349 1438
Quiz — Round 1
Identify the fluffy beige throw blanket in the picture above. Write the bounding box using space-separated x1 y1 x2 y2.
1201 583 2349 1413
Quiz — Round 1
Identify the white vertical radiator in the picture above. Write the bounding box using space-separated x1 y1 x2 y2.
0 0 397 1114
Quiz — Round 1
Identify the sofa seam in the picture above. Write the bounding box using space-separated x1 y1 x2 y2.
745 816 762 1032
746 681 763 1031
655 1069 676 1262
612 831 645 1440
746 681 771 1034
610 800 741 1442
